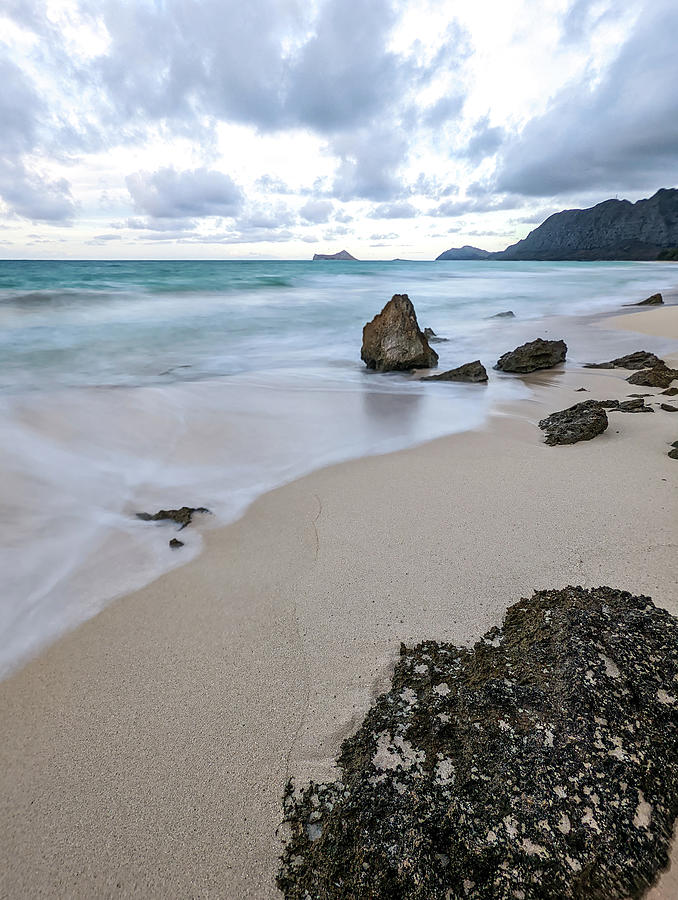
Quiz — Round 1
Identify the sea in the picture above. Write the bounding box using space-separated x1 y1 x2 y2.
1 258 677 676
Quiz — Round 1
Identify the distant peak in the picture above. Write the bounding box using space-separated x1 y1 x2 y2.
312 250 358 261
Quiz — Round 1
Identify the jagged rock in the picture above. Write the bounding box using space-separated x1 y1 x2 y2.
599 400 620 409
601 398 653 413
635 292 664 305
361 295 439 372
669 442 678 459
421 361 488 383
576 387 588 392
661 403 678 412
278 586 678 900
538 400 608 445
627 364 678 389
495 338 567 373
423 327 449 343
491 310 515 318
584 351 664 370
136 506 210 530
169 538 184 549
662 387 678 396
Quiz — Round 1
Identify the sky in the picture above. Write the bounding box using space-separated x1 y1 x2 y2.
0 0 676 260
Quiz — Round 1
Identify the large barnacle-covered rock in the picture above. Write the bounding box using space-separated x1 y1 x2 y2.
278 587 678 900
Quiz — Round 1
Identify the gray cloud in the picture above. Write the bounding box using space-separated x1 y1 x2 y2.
299 199 334 223
429 195 518 217
496 0 678 196
369 201 419 219
457 117 505 161
126 168 244 218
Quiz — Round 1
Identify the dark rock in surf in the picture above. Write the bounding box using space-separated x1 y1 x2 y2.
278 586 678 900
495 338 567 373
423 327 449 343
169 538 184 549
136 506 210 530
361 295 438 372
491 310 515 318
584 350 664 370
538 400 608 445
627 364 678 389
662 387 678 396
421 360 488 383
632 292 663 305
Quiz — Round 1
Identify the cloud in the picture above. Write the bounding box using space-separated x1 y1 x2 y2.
496 0 678 196
457 117 505 161
126 167 244 218
429 195 518 217
369 201 419 219
299 199 334 223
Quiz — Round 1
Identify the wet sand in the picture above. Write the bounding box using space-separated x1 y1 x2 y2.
1 306 677 899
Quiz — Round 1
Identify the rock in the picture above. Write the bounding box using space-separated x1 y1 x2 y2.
278 586 678 900
169 538 184 549
661 403 678 412
669 448 678 459
575 387 588 391
495 338 567 373
136 506 210 530
436 245 491 261
662 387 678 396
490 310 515 318
617 398 654 413
361 295 438 372
423 327 449 344
313 250 357 260
627 364 678 389
583 350 664 370
598 400 620 409
628 393 654 397
420 361 488 383
538 400 608 445
634 292 664 305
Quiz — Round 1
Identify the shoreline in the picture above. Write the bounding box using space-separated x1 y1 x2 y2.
1 303 677 898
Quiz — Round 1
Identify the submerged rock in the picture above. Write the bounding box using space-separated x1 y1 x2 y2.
361 295 439 372
584 350 664 370
169 538 184 549
421 360 488 383
491 310 515 318
136 506 210 530
495 338 567 373
627 364 678 389
538 400 608 445
278 586 678 900
423 327 449 344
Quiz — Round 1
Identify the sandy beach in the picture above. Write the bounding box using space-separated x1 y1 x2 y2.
1 305 677 899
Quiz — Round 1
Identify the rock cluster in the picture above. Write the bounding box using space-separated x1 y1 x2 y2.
361 295 439 372
278 586 678 900
584 351 664 370
495 338 567 373
538 400 608 445
421 361 488 383
136 506 210 529
627 364 678 389
599 398 654 413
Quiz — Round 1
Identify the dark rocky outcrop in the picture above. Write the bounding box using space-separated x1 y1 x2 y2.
490 310 515 318
633 293 664 306
278 586 678 900
661 403 678 412
627 364 678 389
669 442 678 459
538 400 608 445
601 398 654 413
169 538 184 549
495 338 567 373
436 245 491 261
662 387 678 396
361 295 438 372
423 327 449 343
136 506 210 530
313 250 358 261
584 351 664 370
421 361 488 383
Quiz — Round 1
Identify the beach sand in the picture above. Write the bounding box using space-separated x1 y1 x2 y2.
1 307 677 899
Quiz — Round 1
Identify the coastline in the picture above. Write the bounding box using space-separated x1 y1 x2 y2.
1 304 677 898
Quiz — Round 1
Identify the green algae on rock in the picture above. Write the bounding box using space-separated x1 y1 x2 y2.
278 587 678 900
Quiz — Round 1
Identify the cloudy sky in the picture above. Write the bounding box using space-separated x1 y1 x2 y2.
1 0 676 259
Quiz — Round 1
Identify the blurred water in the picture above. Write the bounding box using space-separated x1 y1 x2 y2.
1 259 677 676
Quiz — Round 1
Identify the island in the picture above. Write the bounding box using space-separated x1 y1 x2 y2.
312 250 358 260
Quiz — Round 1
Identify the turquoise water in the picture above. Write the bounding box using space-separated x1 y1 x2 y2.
1 259 677 677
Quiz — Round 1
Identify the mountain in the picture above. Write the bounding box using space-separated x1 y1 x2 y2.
435 189 678 261
436 245 491 261
312 250 358 260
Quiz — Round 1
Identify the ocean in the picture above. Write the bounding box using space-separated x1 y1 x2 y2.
1 258 677 676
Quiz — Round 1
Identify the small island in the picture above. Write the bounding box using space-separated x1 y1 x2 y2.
312 250 358 260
